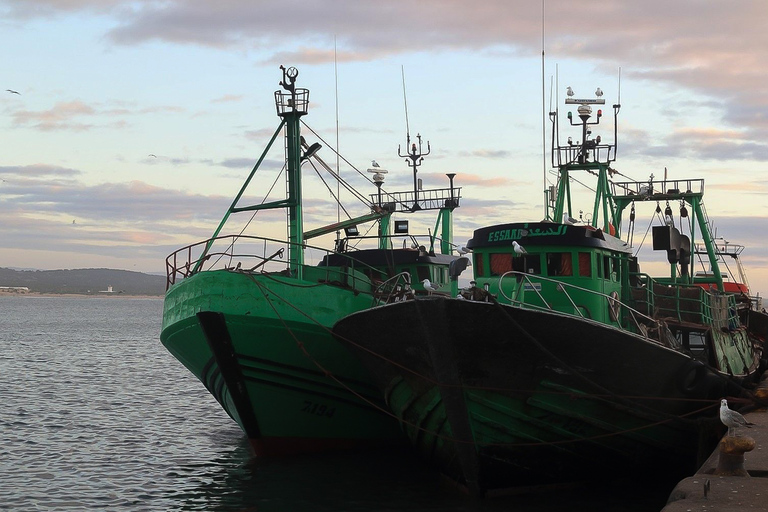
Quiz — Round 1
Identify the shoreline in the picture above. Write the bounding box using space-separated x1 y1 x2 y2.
0 292 163 299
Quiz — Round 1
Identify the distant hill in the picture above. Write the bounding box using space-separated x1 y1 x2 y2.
0 267 166 296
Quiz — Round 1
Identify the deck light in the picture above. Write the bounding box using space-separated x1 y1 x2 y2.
301 142 322 161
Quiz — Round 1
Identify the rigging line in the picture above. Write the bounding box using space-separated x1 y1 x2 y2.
633 212 658 258
548 169 596 194
206 162 287 270
299 133 372 206
347 222 378 250
300 121 373 185
306 159 354 220
486 402 717 449
541 0 547 210
334 36 341 230
486 296 693 424
300 121 417 213
402 65 410 140
247 277 714 405
245 275 716 449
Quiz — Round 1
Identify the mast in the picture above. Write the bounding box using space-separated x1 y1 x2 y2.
275 65 310 278
550 87 620 233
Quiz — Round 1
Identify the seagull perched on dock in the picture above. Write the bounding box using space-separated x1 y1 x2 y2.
422 279 440 293
720 399 754 436
512 241 527 255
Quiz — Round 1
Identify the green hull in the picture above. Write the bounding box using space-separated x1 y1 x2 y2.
161 269 403 455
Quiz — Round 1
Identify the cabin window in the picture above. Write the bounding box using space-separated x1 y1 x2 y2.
602 255 618 281
514 254 541 275
578 252 592 277
546 252 572 276
474 253 484 276
491 252 541 276
416 266 431 282
490 253 514 276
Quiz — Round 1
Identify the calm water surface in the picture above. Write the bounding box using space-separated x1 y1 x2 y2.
0 296 674 511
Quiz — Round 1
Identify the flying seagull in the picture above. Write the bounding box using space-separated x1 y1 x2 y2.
6 89 20 95
422 278 440 293
371 160 380 168
512 241 527 255
148 154 157 158
720 399 754 436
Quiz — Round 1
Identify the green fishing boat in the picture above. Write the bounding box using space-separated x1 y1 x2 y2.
161 66 468 456
333 85 768 495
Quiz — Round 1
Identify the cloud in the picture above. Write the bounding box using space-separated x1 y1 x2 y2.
457 149 512 159
211 94 244 103
10 99 185 132
13 101 96 131
0 164 81 178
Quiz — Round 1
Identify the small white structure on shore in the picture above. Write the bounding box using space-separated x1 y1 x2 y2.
0 286 30 294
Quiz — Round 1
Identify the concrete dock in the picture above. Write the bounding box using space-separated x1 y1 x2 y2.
662 402 768 511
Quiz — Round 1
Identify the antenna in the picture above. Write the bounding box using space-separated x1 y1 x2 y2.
541 0 547 214
402 65 411 140
334 36 341 233
617 66 622 105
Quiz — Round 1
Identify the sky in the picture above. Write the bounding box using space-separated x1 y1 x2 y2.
2 0 768 296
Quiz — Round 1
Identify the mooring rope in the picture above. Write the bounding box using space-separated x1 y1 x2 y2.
230 273 740 449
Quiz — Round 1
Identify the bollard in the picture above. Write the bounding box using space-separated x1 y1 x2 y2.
713 435 756 476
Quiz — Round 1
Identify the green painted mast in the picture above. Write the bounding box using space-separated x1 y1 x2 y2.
439 174 458 255
275 65 310 278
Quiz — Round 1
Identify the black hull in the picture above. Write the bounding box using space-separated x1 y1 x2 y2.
333 296 755 495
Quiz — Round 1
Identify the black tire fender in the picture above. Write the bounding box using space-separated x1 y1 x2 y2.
677 360 709 395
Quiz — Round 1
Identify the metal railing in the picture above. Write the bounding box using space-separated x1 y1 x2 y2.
164 235 431 304
371 272 414 306
166 235 379 291
495 271 661 339
370 186 461 213
628 273 740 329
610 178 704 199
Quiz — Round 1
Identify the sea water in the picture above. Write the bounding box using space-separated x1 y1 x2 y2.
0 296 673 511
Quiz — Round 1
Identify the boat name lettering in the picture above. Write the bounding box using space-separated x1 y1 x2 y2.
301 400 336 418
487 225 566 243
